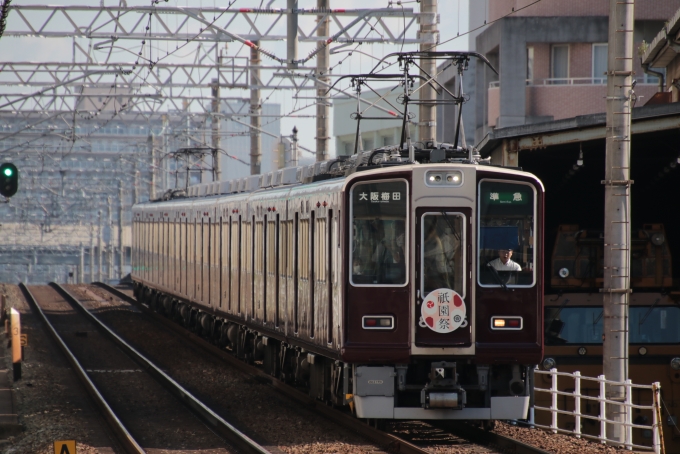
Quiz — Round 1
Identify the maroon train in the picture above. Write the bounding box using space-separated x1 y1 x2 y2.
131 144 544 421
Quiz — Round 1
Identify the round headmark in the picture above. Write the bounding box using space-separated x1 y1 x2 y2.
420 288 466 334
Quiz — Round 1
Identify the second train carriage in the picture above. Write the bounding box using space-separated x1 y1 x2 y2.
131 146 545 421
537 224 680 451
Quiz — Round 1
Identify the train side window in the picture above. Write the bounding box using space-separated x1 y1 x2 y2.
310 211 316 338
350 179 409 286
547 306 680 345
477 180 537 288
327 209 333 344
294 213 300 333
250 216 256 317
273 214 280 327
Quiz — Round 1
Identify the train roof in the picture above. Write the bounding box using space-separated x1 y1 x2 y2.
135 142 544 210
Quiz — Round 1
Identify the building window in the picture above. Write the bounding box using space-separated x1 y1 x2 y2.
592 43 607 84
551 44 569 84
644 67 665 85
344 142 353 155
362 138 373 151
527 46 534 82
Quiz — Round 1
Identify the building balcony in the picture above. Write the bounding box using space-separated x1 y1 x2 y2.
487 78 659 127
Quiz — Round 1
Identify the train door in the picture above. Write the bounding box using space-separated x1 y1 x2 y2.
414 208 471 347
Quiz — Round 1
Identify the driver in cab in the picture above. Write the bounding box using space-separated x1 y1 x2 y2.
489 248 522 272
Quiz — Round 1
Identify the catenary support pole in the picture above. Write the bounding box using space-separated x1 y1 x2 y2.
250 42 262 175
119 181 124 279
148 133 156 200
603 0 633 445
79 243 84 284
90 223 94 283
316 0 330 162
211 78 221 181
418 0 438 145
162 114 168 192
98 210 103 283
108 196 113 280
291 126 299 168
287 0 299 69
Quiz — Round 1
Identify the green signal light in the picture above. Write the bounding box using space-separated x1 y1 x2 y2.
3 168 13 177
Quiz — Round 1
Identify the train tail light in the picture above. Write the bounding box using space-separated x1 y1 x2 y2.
362 316 394 329
490 316 523 330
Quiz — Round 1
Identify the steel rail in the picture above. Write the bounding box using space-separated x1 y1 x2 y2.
94 282 428 454
431 421 552 454
18 283 145 454
95 282 551 454
49 282 271 454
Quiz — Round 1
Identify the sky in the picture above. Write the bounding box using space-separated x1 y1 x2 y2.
0 0 471 160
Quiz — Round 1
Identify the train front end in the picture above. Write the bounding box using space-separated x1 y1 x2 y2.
343 164 544 420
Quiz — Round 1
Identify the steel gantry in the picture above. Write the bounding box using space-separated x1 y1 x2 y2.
2 2 438 168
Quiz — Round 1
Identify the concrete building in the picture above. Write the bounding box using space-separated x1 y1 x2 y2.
334 87 419 156
219 100 282 181
641 6 680 103
465 0 680 145
0 97 281 284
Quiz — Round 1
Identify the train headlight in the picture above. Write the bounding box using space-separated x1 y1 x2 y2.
671 358 680 370
542 357 556 370
425 170 463 187
651 233 665 246
578 347 587 356
558 268 569 278
446 171 463 184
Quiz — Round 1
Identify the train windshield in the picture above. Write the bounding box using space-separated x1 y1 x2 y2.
477 180 536 287
350 179 408 286
546 306 680 344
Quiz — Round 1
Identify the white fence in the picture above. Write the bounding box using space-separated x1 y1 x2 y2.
532 368 663 453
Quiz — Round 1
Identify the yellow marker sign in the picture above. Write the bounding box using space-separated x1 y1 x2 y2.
20 334 27 347
54 440 76 454
10 308 20 365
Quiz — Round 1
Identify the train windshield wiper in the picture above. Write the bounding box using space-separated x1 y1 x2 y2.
485 262 508 291
639 298 661 326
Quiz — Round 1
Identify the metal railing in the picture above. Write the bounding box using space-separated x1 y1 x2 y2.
488 77 659 88
532 368 663 453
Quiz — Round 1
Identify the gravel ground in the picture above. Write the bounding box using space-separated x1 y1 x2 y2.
1 283 120 454
69 284 387 454
28 284 234 454
1 283 649 454
493 422 641 454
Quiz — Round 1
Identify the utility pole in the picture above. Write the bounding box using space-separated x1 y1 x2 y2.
603 0 633 445
250 42 262 175
316 0 330 162
418 0 439 145
211 78 222 181
287 0 298 69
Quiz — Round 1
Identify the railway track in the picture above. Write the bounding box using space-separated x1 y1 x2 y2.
20 283 270 454
95 282 552 454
